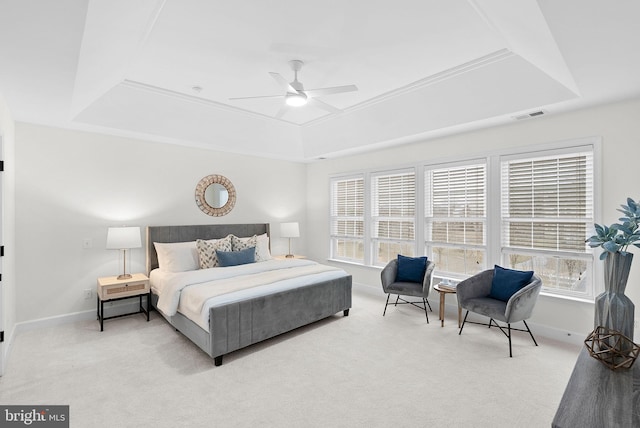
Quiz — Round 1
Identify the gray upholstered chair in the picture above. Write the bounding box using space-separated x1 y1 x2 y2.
457 269 542 357
381 258 435 322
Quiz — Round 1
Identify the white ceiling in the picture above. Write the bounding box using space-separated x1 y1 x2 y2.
1 0 639 162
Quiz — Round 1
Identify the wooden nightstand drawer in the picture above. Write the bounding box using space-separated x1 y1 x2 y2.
102 281 147 298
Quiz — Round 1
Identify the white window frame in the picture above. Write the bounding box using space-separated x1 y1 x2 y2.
329 174 365 263
498 144 597 300
424 159 487 279
370 168 417 266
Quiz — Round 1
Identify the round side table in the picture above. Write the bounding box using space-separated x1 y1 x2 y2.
433 283 462 328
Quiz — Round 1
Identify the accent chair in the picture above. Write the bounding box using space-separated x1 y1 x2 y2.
381 257 435 323
457 268 542 357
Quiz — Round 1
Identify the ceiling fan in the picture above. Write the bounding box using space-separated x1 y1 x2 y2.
229 60 358 118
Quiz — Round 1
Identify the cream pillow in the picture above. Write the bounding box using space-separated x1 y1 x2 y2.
256 233 272 261
231 233 272 262
196 235 233 268
154 241 199 272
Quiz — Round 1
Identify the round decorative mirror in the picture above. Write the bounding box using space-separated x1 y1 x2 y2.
195 174 236 216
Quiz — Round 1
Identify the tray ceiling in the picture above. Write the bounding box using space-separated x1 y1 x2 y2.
1 0 639 161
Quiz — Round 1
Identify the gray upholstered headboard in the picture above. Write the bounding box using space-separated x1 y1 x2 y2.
146 223 270 274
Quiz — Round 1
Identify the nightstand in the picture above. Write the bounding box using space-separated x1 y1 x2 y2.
273 255 307 260
97 273 150 331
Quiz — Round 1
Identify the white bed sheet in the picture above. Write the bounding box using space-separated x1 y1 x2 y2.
150 259 349 331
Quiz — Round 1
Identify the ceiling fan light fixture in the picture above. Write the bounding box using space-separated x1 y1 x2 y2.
285 92 307 107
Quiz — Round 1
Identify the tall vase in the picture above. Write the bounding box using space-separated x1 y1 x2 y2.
594 252 635 343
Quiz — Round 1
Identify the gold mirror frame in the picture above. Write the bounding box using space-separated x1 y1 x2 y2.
195 174 236 216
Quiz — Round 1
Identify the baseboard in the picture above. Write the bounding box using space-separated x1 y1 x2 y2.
354 282 586 347
15 310 96 333
14 300 143 333
1 324 16 376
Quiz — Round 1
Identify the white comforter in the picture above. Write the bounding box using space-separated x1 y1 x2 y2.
150 259 348 331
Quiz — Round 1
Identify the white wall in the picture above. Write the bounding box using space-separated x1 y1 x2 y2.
15 124 307 323
306 97 640 339
0 92 16 375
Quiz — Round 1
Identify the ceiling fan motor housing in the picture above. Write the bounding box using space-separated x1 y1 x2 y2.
290 80 304 92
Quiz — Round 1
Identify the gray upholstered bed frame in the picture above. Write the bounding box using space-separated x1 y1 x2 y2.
146 224 352 366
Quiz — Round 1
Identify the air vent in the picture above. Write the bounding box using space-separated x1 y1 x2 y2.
513 110 546 120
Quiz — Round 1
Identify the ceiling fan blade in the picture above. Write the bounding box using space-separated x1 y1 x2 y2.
269 72 298 94
308 98 341 114
304 84 358 98
274 103 290 119
229 94 284 101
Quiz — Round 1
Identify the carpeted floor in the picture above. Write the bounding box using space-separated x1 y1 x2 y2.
0 285 580 427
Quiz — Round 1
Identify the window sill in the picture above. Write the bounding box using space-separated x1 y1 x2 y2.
326 258 383 270
539 290 594 304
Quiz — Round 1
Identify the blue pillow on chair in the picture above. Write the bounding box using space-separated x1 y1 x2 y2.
395 255 428 283
216 247 256 267
489 265 534 302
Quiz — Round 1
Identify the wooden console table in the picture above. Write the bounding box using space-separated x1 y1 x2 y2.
552 347 640 427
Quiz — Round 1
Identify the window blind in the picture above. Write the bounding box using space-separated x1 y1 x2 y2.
330 176 365 262
331 177 364 237
501 152 593 252
372 170 415 241
425 163 486 246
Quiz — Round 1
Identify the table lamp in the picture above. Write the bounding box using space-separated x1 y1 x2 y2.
106 226 141 279
280 222 300 258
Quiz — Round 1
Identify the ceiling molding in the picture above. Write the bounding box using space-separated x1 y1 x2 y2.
119 79 297 125
305 49 514 127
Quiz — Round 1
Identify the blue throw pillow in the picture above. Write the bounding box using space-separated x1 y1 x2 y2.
216 247 256 267
489 265 534 302
395 255 428 283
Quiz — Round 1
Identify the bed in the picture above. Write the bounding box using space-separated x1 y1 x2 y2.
146 223 352 366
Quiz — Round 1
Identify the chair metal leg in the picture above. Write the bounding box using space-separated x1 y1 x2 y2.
423 298 429 323
425 299 433 312
383 294 430 323
459 315 536 357
523 320 538 346
458 311 469 335
383 294 391 316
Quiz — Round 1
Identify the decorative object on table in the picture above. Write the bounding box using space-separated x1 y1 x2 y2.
280 222 300 258
586 197 640 348
584 326 640 370
106 226 142 279
437 279 457 292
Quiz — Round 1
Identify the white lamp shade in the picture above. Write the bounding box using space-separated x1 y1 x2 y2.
280 222 300 238
106 226 141 250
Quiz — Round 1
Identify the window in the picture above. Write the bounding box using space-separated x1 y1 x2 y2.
425 162 486 277
371 169 416 265
328 139 598 301
500 148 594 298
330 175 364 262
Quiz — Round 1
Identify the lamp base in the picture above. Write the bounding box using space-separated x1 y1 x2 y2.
285 254 294 258
117 273 133 280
